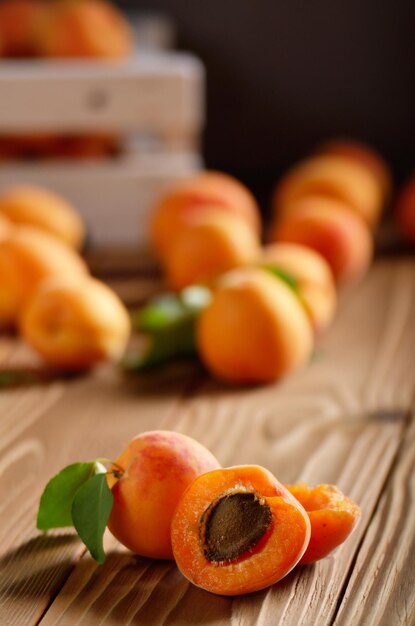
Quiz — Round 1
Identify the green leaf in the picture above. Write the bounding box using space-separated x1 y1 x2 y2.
37 461 106 531
71 473 114 564
262 265 300 293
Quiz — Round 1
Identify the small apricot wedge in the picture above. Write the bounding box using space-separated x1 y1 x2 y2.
171 465 311 595
287 483 361 564
107 431 221 560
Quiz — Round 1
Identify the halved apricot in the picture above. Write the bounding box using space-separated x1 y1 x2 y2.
286 482 361 564
171 465 311 595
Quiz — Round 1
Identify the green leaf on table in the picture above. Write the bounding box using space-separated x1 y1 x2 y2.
37 461 106 531
262 265 300 293
71 473 114 564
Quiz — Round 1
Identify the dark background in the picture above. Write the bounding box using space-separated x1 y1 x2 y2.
120 0 414 207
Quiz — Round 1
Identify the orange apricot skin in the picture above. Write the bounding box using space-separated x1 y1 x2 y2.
163 210 260 290
0 0 45 57
395 175 415 242
0 185 85 249
0 226 88 328
259 243 337 332
35 0 133 59
107 431 221 560
197 267 314 384
272 155 382 228
287 483 362 564
19 276 131 369
171 465 311 596
269 196 373 283
150 171 261 259
318 138 392 202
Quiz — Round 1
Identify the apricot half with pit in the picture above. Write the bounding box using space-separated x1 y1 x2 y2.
171 465 311 595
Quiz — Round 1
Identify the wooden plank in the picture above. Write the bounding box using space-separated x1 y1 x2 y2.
0 259 414 625
334 408 415 626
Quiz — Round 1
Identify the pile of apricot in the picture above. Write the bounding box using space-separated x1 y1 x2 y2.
46 429 361 596
147 140 392 384
0 184 130 369
0 0 133 160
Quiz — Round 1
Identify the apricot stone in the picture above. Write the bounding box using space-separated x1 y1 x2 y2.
20 275 130 369
150 171 261 259
36 0 133 59
260 243 337 331
107 430 221 560
273 155 383 228
0 185 85 249
270 196 373 283
197 267 314 384
0 226 88 327
163 209 261 290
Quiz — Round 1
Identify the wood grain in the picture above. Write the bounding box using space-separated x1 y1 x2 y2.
0 259 414 625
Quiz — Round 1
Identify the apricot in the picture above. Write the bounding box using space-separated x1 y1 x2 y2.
171 465 310 595
0 226 88 327
0 213 13 239
287 483 361 564
259 243 337 332
0 185 85 249
197 267 314 384
20 275 130 369
0 0 45 57
273 155 383 228
319 138 392 202
394 175 415 242
107 431 221 560
269 196 373 283
150 171 261 259
163 209 261 291
35 0 133 59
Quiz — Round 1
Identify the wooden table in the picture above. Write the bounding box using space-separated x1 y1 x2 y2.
1 256 414 626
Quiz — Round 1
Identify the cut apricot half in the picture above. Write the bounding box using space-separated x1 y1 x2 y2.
287 483 361 564
171 465 311 595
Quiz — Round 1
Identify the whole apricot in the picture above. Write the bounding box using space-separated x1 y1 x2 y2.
0 213 13 239
0 185 85 249
269 196 373 283
0 0 45 57
197 267 314 384
20 275 130 369
273 154 382 228
150 171 261 259
259 243 337 332
107 430 221 560
163 209 261 290
395 175 415 242
35 0 133 59
287 483 361 564
318 137 392 202
0 226 88 328
171 465 311 595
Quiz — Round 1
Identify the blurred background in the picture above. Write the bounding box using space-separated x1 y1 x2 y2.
120 0 415 207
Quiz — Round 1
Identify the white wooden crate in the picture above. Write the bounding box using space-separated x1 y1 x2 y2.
0 52 205 247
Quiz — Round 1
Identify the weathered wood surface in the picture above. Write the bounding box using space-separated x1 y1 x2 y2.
0 258 414 626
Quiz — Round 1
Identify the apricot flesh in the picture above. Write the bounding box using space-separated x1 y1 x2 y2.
273 155 382 228
287 483 361 564
107 430 221 560
0 226 88 328
20 275 130 369
259 243 337 332
270 196 373 283
150 171 261 259
163 209 261 290
171 465 311 595
0 185 85 249
197 267 314 384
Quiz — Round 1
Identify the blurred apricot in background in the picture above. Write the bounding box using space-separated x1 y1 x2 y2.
0 0 45 57
395 175 415 242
